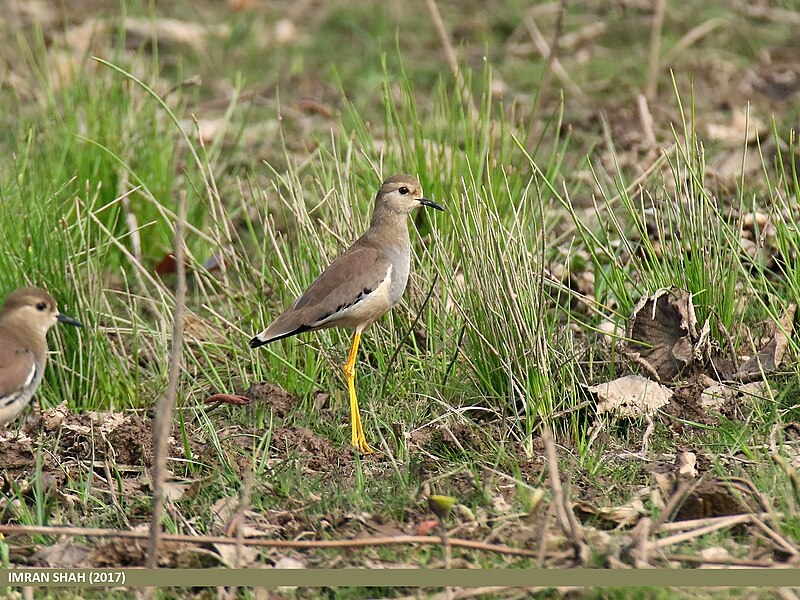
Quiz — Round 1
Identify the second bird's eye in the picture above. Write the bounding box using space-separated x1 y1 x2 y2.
398 186 409 195
36 302 47 311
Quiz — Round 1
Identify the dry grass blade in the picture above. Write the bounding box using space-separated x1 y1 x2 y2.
662 18 727 64
770 424 800 505
526 0 567 148
646 0 667 101
750 515 799 557
523 9 585 105
423 0 478 120
145 190 188 575
637 94 657 149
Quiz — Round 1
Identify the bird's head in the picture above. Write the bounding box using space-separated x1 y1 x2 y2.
0 287 83 335
375 174 444 215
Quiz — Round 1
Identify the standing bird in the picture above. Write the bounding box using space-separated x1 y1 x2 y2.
0 287 83 427
250 174 444 453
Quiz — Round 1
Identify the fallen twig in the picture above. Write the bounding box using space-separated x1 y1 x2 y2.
661 553 776 568
654 512 784 534
649 514 758 550
0 525 543 559
632 517 653 568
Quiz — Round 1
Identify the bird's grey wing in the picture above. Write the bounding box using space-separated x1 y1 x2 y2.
260 243 392 342
0 343 36 407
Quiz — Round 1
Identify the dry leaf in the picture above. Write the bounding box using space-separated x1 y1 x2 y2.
124 18 228 51
589 375 673 418
243 382 295 418
736 304 796 380
274 19 298 44
700 383 732 410
706 108 765 144
627 288 698 381
163 479 191 501
33 541 92 568
213 543 261 568
274 556 305 569
699 547 736 569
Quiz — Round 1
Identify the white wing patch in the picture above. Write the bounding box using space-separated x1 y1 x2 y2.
23 362 36 387
313 264 393 327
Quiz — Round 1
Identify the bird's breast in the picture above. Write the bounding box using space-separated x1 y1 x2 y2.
384 247 411 306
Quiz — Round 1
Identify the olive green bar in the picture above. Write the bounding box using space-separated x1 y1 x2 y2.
2 569 800 588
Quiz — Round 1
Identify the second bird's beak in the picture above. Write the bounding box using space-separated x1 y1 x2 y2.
419 198 445 211
57 313 83 328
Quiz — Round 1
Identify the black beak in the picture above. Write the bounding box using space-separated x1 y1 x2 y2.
419 198 445 211
57 313 83 328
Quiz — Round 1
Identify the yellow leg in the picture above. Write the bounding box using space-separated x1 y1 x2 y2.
343 330 372 453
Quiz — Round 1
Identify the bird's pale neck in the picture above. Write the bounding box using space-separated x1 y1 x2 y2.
0 313 50 358
367 207 411 250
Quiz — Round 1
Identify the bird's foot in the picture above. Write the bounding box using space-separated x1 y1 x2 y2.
353 435 373 454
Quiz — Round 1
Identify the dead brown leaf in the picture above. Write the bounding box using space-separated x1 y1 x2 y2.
626 288 699 381
736 303 796 380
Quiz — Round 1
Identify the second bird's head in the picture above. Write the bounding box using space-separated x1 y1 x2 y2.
1 287 83 335
375 174 444 215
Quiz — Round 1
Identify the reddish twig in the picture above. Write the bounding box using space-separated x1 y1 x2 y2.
205 393 252 406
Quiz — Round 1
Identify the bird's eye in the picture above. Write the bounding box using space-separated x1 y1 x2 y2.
398 186 409 195
36 302 47 311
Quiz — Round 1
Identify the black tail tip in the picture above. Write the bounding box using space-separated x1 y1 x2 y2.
249 336 266 349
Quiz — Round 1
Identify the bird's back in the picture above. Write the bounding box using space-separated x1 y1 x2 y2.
252 217 412 346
